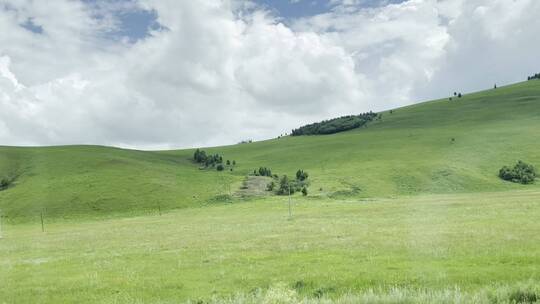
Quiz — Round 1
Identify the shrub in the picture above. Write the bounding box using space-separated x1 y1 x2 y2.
193 149 207 163
276 173 311 196
291 112 377 136
258 167 272 177
499 161 536 184
216 164 224 171
301 187 308 196
266 181 275 191
277 175 294 195
296 170 308 181
193 149 225 169
0 178 10 190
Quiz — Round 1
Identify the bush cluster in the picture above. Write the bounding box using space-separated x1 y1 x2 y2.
0 177 10 190
528 73 540 81
291 112 378 136
499 161 536 184
254 167 272 177
193 149 235 171
275 170 310 196
296 170 308 181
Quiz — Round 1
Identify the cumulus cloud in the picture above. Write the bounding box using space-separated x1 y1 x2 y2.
0 0 539 149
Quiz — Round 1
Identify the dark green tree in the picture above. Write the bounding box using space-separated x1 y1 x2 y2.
296 170 308 181
277 175 293 195
499 161 536 184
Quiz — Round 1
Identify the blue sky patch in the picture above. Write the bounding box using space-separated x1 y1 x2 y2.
111 8 164 42
82 0 164 43
253 0 408 19
82 0 408 42
20 18 44 34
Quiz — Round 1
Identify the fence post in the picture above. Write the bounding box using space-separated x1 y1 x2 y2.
0 209 3 239
40 211 45 232
288 183 292 219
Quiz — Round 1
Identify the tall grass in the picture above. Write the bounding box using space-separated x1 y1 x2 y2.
195 281 540 304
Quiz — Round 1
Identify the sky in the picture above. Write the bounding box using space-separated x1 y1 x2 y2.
0 0 539 150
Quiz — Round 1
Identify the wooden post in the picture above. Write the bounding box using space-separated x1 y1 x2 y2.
288 183 292 218
228 177 231 196
40 211 44 232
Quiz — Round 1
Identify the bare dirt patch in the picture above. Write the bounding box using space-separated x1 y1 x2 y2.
235 175 272 198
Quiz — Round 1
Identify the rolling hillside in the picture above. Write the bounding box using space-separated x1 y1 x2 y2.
1 80 540 222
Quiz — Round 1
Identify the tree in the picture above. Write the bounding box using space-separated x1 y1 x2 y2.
216 164 224 171
296 170 308 181
258 167 272 177
193 149 208 163
458 93 462 98
291 112 378 136
226 160 231 166
232 160 236 166
301 187 308 196
277 175 293 195
499 161 536 184
266 181 275 191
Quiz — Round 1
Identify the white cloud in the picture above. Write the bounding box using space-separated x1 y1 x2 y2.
0 0 539 149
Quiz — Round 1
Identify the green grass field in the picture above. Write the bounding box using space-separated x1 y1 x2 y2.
1 80 540 303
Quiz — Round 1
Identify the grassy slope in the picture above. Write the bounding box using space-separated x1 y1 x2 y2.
0 146 236 222
2 191 540 302
167 80 540 197
1 81 540 302
1 80 540 222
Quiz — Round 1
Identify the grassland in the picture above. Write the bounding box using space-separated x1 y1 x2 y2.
2 190 540 302
1 80 540 303
2 81 540 222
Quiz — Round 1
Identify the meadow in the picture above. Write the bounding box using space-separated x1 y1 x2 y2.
2 190 540 302
1 80 540 303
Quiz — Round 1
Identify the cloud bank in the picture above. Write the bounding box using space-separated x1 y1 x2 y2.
0 0 539 149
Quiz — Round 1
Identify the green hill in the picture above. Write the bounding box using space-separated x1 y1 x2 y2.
1 80 540 222
2 80 540 303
